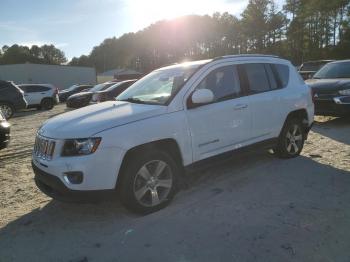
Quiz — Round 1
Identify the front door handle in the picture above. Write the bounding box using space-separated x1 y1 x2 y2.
234 104 248 110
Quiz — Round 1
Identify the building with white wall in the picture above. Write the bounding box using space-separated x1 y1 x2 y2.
0 63 97 90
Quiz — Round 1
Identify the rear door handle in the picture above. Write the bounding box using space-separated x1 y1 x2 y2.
234 104 248 110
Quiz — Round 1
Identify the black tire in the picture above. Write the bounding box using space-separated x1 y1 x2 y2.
274 118 305 159
40 98 54 110
0 103 14 119
119 149 180 214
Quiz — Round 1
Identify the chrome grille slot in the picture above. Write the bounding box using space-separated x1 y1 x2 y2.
34 135 56 160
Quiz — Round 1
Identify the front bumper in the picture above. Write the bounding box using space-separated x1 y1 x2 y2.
314 96 350 116
32 161 115 202
32 142 125 190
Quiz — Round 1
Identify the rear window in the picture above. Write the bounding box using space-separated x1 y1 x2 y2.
272 64 289 88
77 85 91 91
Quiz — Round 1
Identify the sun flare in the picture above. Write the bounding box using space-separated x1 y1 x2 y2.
127 0 246 30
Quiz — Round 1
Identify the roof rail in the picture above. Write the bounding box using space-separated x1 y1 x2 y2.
213 54 281 61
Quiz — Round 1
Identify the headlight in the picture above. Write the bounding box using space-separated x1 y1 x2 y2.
62 137 101 156
339 89 350 96
92 94 99 102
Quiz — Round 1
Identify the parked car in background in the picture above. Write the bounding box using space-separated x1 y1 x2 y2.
299 60 334 80
66 81 118 108
0 80 27 119
58 84 93 102
306 60 350 117
0 109 10 150
19 84 59 110
32 55 314 214
91 80 137 103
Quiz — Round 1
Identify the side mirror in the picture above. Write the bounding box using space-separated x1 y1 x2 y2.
191 89 214 105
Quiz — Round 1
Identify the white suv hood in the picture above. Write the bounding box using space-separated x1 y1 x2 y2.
39 101 167 139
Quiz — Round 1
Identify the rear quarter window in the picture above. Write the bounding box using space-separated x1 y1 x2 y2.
272 64 290 88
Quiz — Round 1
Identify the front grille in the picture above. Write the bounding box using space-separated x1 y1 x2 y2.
34 135 56 160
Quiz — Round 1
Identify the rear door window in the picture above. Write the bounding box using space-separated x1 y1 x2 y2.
242 63 270 93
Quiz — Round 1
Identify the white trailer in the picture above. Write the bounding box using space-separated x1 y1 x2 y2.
0 63 96 90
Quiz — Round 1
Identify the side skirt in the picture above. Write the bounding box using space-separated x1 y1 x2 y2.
185 138 278 173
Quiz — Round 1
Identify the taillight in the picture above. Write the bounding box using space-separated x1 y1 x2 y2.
310 87 315 104
92 93 99 102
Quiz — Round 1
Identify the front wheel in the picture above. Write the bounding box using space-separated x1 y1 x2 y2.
0 103 14 119
274 118 305 159
119 150 179 214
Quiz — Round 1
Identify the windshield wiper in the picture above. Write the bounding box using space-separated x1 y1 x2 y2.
119 97 163 105
119 97 158 104
118 97 143 103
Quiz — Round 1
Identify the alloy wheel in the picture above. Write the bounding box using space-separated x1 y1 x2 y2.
285 124 303 154
0 105 13 119
133 160 173 207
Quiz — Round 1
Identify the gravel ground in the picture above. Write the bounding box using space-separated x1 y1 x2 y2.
0 104 350 261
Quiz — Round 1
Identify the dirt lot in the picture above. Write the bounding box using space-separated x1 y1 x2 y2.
1 104 350 262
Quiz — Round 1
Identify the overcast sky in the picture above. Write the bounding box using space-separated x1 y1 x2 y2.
0 0 284 60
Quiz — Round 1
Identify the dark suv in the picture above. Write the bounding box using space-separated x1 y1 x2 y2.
0 80 27 119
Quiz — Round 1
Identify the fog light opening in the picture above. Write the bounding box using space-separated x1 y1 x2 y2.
64 172 83 184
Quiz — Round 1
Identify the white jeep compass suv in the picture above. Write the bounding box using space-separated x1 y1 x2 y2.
32 55 314 213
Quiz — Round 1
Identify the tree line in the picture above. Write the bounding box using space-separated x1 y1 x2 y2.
70 0 350 73
1 0 349 73
0 44 67 65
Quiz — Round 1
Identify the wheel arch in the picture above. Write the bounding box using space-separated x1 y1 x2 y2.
115 138 184 189
280 108 310 138
40 97 54 104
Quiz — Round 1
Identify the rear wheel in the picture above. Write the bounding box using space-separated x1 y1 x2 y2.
119 150 179 214
40 98 54 110
274 118 305 158
0 103 14 119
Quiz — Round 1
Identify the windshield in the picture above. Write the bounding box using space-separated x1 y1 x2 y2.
65 85 79 92
90 82 115 92
300 62 327 72
117 67 197 105
313 62 350 79
105 82 123 92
